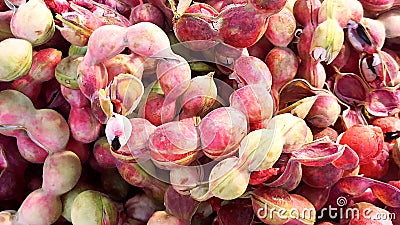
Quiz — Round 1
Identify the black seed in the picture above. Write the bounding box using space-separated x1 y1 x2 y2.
385 132 399 142
365 55 377 75
356 24 372 46
111 136 121 150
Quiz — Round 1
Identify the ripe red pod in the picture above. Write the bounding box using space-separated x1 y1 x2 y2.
339 125 384 165
141 92 176 126
217 3 269 48
149 120 201 169
371 116 400 143
199 107 248 159
173 3 219 51
130 3 165 28
229 84 274 124
265 47 299 92
264 8 296 47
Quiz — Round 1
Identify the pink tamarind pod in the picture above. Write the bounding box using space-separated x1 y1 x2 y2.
125 22 175 58
83 25 128 66
156 55 191 100
14 189 62 225
229 55 272 89
217 3 269 49
172 3 220 51
103 54 145 82
140 92 176 126
61 86 102 143
0 129 49 164
264 7 296 47
93 137 117 168
0 90 70 153
149 120 201 169
199 107 248 160
11 48 62 101
42 151 82 195
77 60 108 99
229 84 274 124
265 47 299 92
179 72 218 119
68 107 102 144
130 3 165 28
